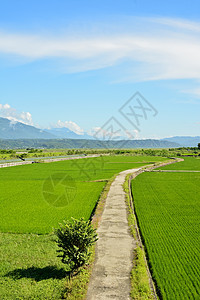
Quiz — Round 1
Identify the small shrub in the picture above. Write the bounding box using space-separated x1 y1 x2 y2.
54 217 98 277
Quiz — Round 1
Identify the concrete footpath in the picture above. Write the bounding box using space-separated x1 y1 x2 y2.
87 168 141 300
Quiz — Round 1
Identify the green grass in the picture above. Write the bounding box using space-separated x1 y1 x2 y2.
0 155 166 234
158 157 200 170
123 174 154 299
0 181 105 234
131 247 154 300
131 171 200 299
0 233 66 299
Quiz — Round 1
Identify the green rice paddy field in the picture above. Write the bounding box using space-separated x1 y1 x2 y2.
0 155 165 234
0 155 166 299
132 157 200 299
159 156 200 170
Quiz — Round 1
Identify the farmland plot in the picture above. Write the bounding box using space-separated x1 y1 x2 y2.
132 171 200 299
159 157 200 171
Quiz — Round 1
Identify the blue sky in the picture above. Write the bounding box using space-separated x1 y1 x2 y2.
0 0 200 139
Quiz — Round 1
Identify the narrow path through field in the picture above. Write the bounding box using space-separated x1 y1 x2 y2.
87 168 141 300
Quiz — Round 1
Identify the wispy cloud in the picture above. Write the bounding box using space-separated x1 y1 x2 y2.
150 17 200 32
1 17 200 81
181 88 200 98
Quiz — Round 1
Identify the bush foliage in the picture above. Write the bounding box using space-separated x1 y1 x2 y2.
55 218 98 276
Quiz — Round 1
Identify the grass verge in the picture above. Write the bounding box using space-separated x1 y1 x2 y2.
61 248 95 300
124 173 155 300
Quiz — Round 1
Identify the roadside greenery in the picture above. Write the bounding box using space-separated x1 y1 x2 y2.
124 174 155 299
55 218 98 277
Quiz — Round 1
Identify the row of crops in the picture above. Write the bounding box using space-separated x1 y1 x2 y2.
132 158 200 299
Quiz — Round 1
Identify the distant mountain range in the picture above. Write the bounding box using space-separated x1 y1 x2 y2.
0 117 92 140
45 127 93 140
0 117 55 139
0 138 180 149
0 117 199 148
162 136 200 147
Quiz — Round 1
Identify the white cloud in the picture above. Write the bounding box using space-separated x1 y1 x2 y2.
151 17 200 32
0 103 33 125
56 120 84 135
0 17 200 81
0 103 11 109
181 88 200 98
132 129 139 139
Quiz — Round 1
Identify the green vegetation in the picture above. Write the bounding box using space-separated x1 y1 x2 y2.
131 247 154 300
159 156 200 170
0 147 166 162
1 146 200 163
0 233 66 299
0 155 165 234
131 171 200 299
0 149 15 154
0 177 105 234
124 174 154 300
55 218 97 276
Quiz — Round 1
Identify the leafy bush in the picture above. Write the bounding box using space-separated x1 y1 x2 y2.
55 218 98 277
